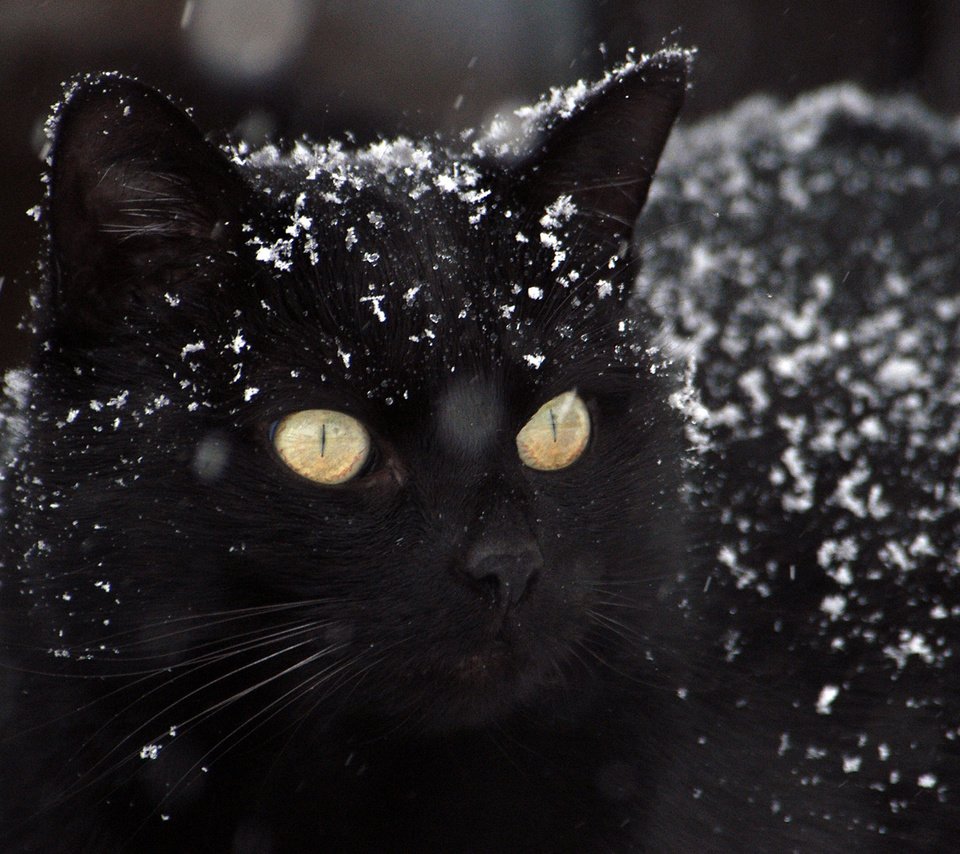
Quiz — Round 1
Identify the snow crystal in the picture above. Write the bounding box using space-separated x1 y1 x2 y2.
883 631 935 669
843 755 862 773
523 353 546 370
737 368 769 414
539 194 576 229
820 594 847 620
359 294 387 322
816 685 839 715
876 357 925 391
140 743 161 760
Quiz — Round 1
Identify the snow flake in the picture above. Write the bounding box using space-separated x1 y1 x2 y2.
816 684 840 715
140 743 162 760
523 353 546 369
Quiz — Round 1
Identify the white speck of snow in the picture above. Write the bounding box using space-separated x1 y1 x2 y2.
816 684 840 715
717 543 758 589
106 390 129 409
830 459 872 518
738 368 769 414
858 415 886 441
778 732 791 756
140 743 162 760
523 353 546 369
164 292 181 306
181 341 206 358
688 243 720 279
3 368 32 409
908 532 937 557
843 755 862 773
780 445 815 512
596 279 613 299
359 295 387 322
877 356 925 391
539 194 576 229
253 238 294 271
820 594 847 619
527 286 544 300
243 387 259 402
918 773 937 789
883 631 935 669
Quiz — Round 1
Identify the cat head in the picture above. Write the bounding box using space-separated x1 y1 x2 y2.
20 50 689 732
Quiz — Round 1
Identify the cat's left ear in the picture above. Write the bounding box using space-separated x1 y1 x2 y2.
516 50 687 247
46 73 246 339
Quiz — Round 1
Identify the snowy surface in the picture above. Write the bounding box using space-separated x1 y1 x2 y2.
638 84 960 815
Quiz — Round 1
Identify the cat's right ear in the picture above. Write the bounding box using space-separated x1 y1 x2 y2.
513 50 687 251
47 73 246 340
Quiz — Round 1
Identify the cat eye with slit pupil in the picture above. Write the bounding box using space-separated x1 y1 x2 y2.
516 391 591 471
272 409 372 485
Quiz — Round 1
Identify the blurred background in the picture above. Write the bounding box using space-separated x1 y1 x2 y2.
2 0 959 370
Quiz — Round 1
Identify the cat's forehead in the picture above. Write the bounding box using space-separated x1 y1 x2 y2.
240 137 490 230
231 144 629 393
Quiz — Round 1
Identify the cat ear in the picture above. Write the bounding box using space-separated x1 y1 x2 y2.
47 73 246 337
517 50 687 246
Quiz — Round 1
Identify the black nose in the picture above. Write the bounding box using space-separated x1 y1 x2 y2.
463 537 543 610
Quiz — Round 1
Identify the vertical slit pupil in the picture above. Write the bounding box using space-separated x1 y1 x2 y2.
320 423 326 457
549 409 558 442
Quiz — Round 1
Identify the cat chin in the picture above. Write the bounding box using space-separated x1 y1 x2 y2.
397 641 574 732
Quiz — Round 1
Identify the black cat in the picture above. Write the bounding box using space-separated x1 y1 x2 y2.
0 48 957 852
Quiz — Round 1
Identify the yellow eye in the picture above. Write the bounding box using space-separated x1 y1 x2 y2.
273 409 371 485
516 391 590 471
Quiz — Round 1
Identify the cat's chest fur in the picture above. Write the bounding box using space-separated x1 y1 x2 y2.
1 52 959 852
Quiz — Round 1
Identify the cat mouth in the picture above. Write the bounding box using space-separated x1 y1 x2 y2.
430 637 568 727
454 645 512 683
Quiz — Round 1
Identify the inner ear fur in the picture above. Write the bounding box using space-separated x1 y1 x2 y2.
518 51 687 244
47 73 246 338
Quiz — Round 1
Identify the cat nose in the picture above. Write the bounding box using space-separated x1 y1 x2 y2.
463 538 543 610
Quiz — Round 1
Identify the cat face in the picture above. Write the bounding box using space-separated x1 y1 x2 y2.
18 54 688 734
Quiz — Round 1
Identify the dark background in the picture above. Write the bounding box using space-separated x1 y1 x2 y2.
2 0 959 371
